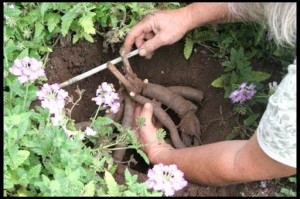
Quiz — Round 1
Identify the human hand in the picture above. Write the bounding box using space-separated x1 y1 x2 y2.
123 8 190 58
133 103 174 162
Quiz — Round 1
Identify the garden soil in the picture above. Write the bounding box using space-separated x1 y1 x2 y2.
45 36 291 196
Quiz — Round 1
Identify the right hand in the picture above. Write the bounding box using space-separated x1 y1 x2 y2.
123 8 190 58
133 103 174 163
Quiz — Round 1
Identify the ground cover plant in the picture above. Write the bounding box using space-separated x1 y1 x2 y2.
4 2 296 197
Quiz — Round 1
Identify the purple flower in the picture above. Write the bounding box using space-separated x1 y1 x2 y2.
9 57 45 84
92 82 120 113
146 163 188 196
229 82 257 104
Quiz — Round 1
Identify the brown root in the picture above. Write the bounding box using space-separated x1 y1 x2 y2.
113 91 136 162
179 111 202 146
132 94 186 149
106 50 205 152
142 83 198 116
168 86 204 103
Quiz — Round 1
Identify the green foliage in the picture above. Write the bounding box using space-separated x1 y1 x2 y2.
277 188 296 197
156 128 167 140
136 116 146 128
275 176 297 197
211 77 224 88
184 37 194 59
102 168 163 196
185 22 294 139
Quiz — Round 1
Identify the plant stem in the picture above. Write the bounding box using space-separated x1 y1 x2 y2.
23 84 29 111
91 106 101 127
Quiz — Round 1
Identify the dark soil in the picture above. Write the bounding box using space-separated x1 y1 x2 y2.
45 36 293 196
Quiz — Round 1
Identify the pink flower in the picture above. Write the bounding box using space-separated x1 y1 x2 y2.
110 102 120 113
9 57 45 84
101 82 113 93
18 75 29 84
36 83 68 114
92 82 120 113
146 163 187 196
85 127 97 136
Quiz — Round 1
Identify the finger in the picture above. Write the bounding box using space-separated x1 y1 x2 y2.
145 32 155 40
123 20 153 54
135 33 146 49
139 32 165 57
145 53 154 59
140 103 154 132
135 32 155 50
133 104 143 130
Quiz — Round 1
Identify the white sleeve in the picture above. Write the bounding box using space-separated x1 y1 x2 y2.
257 59 296 168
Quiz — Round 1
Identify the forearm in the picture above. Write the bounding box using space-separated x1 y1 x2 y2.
182 3 234 32
151 140 247 186
150 132 295 186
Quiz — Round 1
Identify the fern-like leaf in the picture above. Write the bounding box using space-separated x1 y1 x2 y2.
184 37 193 60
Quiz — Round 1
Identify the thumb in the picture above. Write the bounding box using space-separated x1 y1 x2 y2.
140 103 154 129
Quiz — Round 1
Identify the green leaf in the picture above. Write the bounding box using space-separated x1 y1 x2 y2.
4 6 22 17
211 77 224 88
288 177 297 183
5 39 18 57
61 11 78 36
225 128 240 140
29 164 42 179
17 48 29 59
243 114 259 126
72 32 81 44
94 116 114 127
4 172 15 189
156 128 166 140
184 37 193 59
34 20 44 39
251 71 271 82
81 181 95 196
124 168 137 185
136 116 145 128
46 13 61 33
79 14 96 34
83 32 94 43
104 170 120 196
10 150 30 169
136 149 150 165
50 180 61 193
40 3 52 17
42 174 51 187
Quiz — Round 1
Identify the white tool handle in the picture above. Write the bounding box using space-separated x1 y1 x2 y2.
59 49 139 88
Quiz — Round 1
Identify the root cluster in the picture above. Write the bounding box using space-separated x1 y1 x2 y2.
76 48 204 163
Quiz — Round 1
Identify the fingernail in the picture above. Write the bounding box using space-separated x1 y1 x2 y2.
139 49 146 56
144 103 151 109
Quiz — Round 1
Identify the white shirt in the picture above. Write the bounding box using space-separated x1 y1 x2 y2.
257 59 296 168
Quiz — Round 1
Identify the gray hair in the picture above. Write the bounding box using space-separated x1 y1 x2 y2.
228 3 296 47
